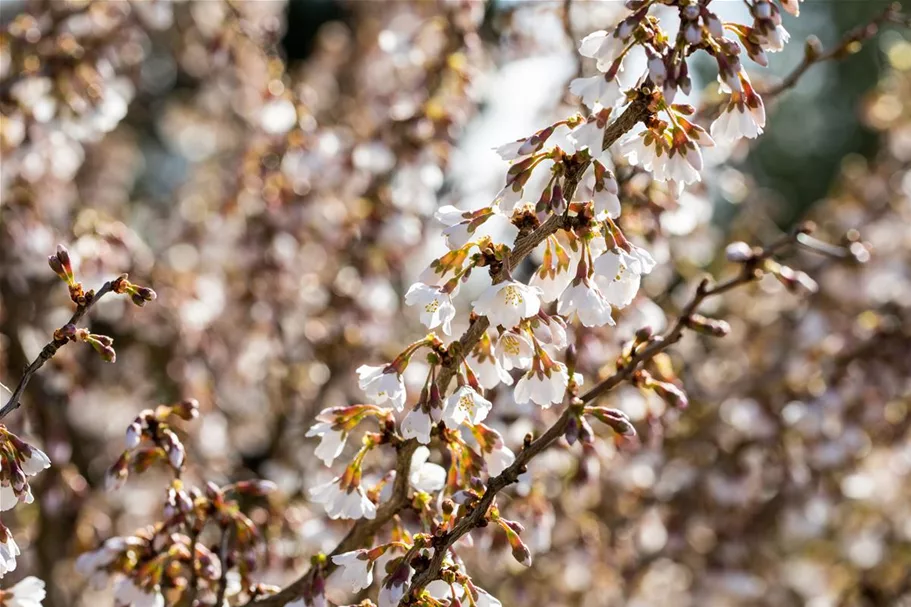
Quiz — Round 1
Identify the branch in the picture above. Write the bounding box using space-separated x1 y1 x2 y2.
0 280 115 420
762 4 906 101
244 440 418 607
434 96 652 394
403 226 812 600
250 96 653 607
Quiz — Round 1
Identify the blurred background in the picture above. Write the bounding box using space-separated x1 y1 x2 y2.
1 1 909 606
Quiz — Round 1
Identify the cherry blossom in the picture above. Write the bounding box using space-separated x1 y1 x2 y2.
472 280 542 330
113 578 164 607
443 385 492 428
357 364 407 411
404 282 457 335
330 550 374 593
0 528 19 578
408 446 446 493
305 421 348 467
494 330 534 372
309 477 377 521
2 576 46 607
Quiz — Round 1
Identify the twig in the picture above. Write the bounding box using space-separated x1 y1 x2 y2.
402 226 812 601
762 4 906 101
0 281 115 420
215 527 233 607
245 95 654 607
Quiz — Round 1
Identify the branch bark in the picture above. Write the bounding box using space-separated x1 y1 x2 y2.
249 96 652 607
403 227 809 600
0 281 115 420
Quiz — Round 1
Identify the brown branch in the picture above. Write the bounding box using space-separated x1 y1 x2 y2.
402 226 812 601
215 527 233 607
0 280 115 420
250 95 653 607
434 95 653 395
244 440 418 607
762 4 906 101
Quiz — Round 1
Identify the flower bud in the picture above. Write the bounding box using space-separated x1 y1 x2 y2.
725 241 754 262
685 314 732 337
125 421 143 450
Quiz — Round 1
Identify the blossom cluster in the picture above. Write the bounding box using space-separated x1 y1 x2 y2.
299 2 806 605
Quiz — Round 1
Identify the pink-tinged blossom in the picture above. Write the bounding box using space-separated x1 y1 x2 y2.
711 82 767 144
579 26 632 72
401 407 433 445
472 281 542 330
356 364 406 411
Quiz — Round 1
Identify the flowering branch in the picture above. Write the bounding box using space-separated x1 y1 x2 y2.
434 95 654 394
403 223 819 600
0 248 155 420
762 3 907 100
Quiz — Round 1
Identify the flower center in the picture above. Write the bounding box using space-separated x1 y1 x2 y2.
458 394 476 416
424 299 440 313
502 285 524 307
502 335 520 356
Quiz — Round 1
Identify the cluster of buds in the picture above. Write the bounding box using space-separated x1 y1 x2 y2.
55 324 116 362
107 399 199 488
80 401 277 605
48 244 89 305
112 273 157 307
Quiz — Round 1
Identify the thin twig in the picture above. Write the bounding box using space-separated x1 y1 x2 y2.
245 95 654 607
762 4 906 101
402 227 812 601
0 281 115 420
215 526 233 607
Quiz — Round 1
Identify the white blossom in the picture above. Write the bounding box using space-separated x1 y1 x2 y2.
408 446 446 493
472 281 542 330
443 386 492 428
486 443 516 477
357 364 406 411
377 566 412 607
0 532 20 578
558 280 616 328
4 576 46 607
435 205 519 250
404 283 457 335
579 29 629 71
569 74 622 109
593 250 642 309
113 578 164 607
309 478 377 521
468 350 513 390
331 550 374 593
19 446 50 476
515 363 570 408
494 331 534 371
305 421 348 466
401 407 433 445
711 96 766 144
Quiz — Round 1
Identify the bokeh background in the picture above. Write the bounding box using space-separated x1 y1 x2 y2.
1 1 909 606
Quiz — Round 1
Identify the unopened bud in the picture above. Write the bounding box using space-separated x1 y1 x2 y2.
634 325 654 343
564 415 580 446
685 314 731 337
804 35 823 61
652 381 689 410
172 398 200 421
725 241 754 262
125 422 143 450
